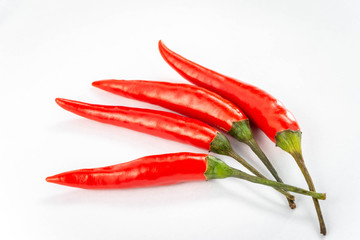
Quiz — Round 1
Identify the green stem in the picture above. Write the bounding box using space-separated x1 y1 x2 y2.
209 132 296 208
229 166 326 200
245 138 283 183
229 120 283 182
228 120 294 208
293 153 327 235
205 156 325 200
227 149 296 207
276 130 326 235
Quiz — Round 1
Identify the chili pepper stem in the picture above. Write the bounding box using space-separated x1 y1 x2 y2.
205 156 325 200
230 120 284 183
276 130 326 235
227 148 296 207
293 153 327 235
229 166 326 200
228 120 295 208
210 133 296 207
245 138 283 182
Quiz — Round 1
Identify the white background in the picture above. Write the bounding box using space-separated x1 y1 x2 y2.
1 0 359 239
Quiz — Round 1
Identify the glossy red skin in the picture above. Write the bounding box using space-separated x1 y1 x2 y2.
55 98 217 150
158 41 300 142
92 80 247 132
46 152 208 189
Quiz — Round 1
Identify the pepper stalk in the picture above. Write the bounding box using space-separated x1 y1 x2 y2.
275 130 326 235
229 120 287 188
205 155 326 200
209 132 296 208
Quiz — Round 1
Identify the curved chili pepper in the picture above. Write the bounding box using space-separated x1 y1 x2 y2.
92 79 285 192
47 153 207 189
56 98 215 150
55 98 295 204
92 80 244 132
46 152 326 201
158 41 326 235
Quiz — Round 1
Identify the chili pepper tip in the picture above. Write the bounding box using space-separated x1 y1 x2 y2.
46 175 60 183
55 98 64 105
55 98 79 109
92 81 101 87
92 80 115 91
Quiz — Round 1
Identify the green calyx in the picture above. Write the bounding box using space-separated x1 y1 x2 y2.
228 119 254 143
204 155 233 180
209 132 232 155
275 130 302 156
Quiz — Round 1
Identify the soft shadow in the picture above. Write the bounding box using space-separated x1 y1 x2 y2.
42 178 296 217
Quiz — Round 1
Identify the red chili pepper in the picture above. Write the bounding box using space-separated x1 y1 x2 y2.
92 80 245 132
56 98 215 150
47 153 207 189
46 152 326 201
158 41 326 235
158 41 301 142
55 98 295 204
92 80 284 189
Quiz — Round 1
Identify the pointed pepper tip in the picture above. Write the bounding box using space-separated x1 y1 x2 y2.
46 175 60 184
91 80 101 87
